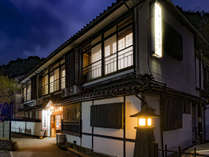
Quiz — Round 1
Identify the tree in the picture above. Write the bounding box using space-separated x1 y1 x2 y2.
0 75 19 104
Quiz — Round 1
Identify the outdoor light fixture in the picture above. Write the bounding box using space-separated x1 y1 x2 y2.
153 1 163 58
131 105 159 129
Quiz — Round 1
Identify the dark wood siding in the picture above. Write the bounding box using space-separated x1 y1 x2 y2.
162 96 183 131
31 76 37 99
66 51 75 88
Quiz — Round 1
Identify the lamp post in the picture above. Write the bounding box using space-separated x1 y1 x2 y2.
131 105 159 157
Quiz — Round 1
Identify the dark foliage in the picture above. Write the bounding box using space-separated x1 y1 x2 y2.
0 56 44 78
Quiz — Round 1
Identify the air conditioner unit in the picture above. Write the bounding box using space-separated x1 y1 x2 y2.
69 85 80 96
62 88 70 97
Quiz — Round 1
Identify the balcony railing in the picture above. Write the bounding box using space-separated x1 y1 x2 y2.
82 45 133 81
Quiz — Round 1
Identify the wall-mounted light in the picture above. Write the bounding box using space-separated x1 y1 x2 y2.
153 2 163 58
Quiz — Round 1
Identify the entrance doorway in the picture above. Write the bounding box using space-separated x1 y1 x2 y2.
42 101 63 137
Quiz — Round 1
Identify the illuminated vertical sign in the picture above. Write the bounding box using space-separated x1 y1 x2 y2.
153 2 162 58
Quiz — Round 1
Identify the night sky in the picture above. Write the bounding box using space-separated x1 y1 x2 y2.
0 0 208 65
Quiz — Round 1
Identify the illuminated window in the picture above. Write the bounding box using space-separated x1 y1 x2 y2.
23 87 27 101
61 66 66 89
91 44 102 79
118 26 133 70
42 75 48 95
105 35 117 74
26 84 31 101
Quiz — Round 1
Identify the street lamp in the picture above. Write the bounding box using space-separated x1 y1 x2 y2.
131 105 159 157
131 105 159 129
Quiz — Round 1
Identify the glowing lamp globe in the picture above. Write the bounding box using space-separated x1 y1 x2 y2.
130 106 159 129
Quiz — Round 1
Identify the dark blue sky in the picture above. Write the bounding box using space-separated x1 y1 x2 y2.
0 0 208 65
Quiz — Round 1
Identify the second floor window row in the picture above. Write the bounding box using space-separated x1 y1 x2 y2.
23 83 31 102
41 63 66 96
82 15 134 81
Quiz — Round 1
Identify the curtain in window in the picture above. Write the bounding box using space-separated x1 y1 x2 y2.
50 73 54 93
105 35 117 74
61 67 66 89
91 44 102 79
118 27 133 70
27 84 31 101
54 69 60 91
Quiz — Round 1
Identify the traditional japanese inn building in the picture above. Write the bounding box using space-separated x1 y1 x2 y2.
13 0 209 157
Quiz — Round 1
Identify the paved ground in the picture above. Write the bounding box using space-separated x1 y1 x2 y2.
0 151 10 157
10 137 75 157
187 143 209 156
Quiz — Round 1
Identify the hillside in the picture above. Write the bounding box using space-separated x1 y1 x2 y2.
0 56 44 79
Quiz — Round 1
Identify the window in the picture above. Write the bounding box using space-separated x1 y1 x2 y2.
23 82 31 102
40 59 65 96
82 15 133 81
54 68 60 91
62 104 81 135
164 22 183 60
26 84 31 101
118 26 133 70
91 44 102 79
163 96 183 131
41 75 48 95
49 68 60 93
91 103 123 129
64 104 81 122
23 87 27 101
49 72 54 93
105 35 117 74
61 66 66 89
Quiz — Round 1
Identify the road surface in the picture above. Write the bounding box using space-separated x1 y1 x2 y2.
10 137 75 157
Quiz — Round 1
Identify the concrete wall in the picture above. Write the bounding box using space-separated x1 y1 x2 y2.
11 121 42 137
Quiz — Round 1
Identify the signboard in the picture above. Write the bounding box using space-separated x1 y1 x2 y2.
0 103 13 120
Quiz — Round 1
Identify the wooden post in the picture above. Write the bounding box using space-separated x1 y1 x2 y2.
178 146 181 157
164 145 167 157
134 128 155 157
194 147 197 157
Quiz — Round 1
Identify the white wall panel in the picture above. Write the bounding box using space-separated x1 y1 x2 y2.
94 137 123 157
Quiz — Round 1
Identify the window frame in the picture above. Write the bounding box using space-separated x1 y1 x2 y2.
81 13 134 82
40 58 66 97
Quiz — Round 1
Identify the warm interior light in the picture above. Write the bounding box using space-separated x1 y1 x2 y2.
154 2 162 58
139 118 146 127
147 118 152 127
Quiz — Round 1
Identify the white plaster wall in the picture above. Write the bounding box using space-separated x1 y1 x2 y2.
94 137 123 157
126 95 141 140
82 135 92 149
81 95 162 157
163 114 192 150
66 134 81 145
11 121 41 136
126 142 135 157
82 101 92 134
